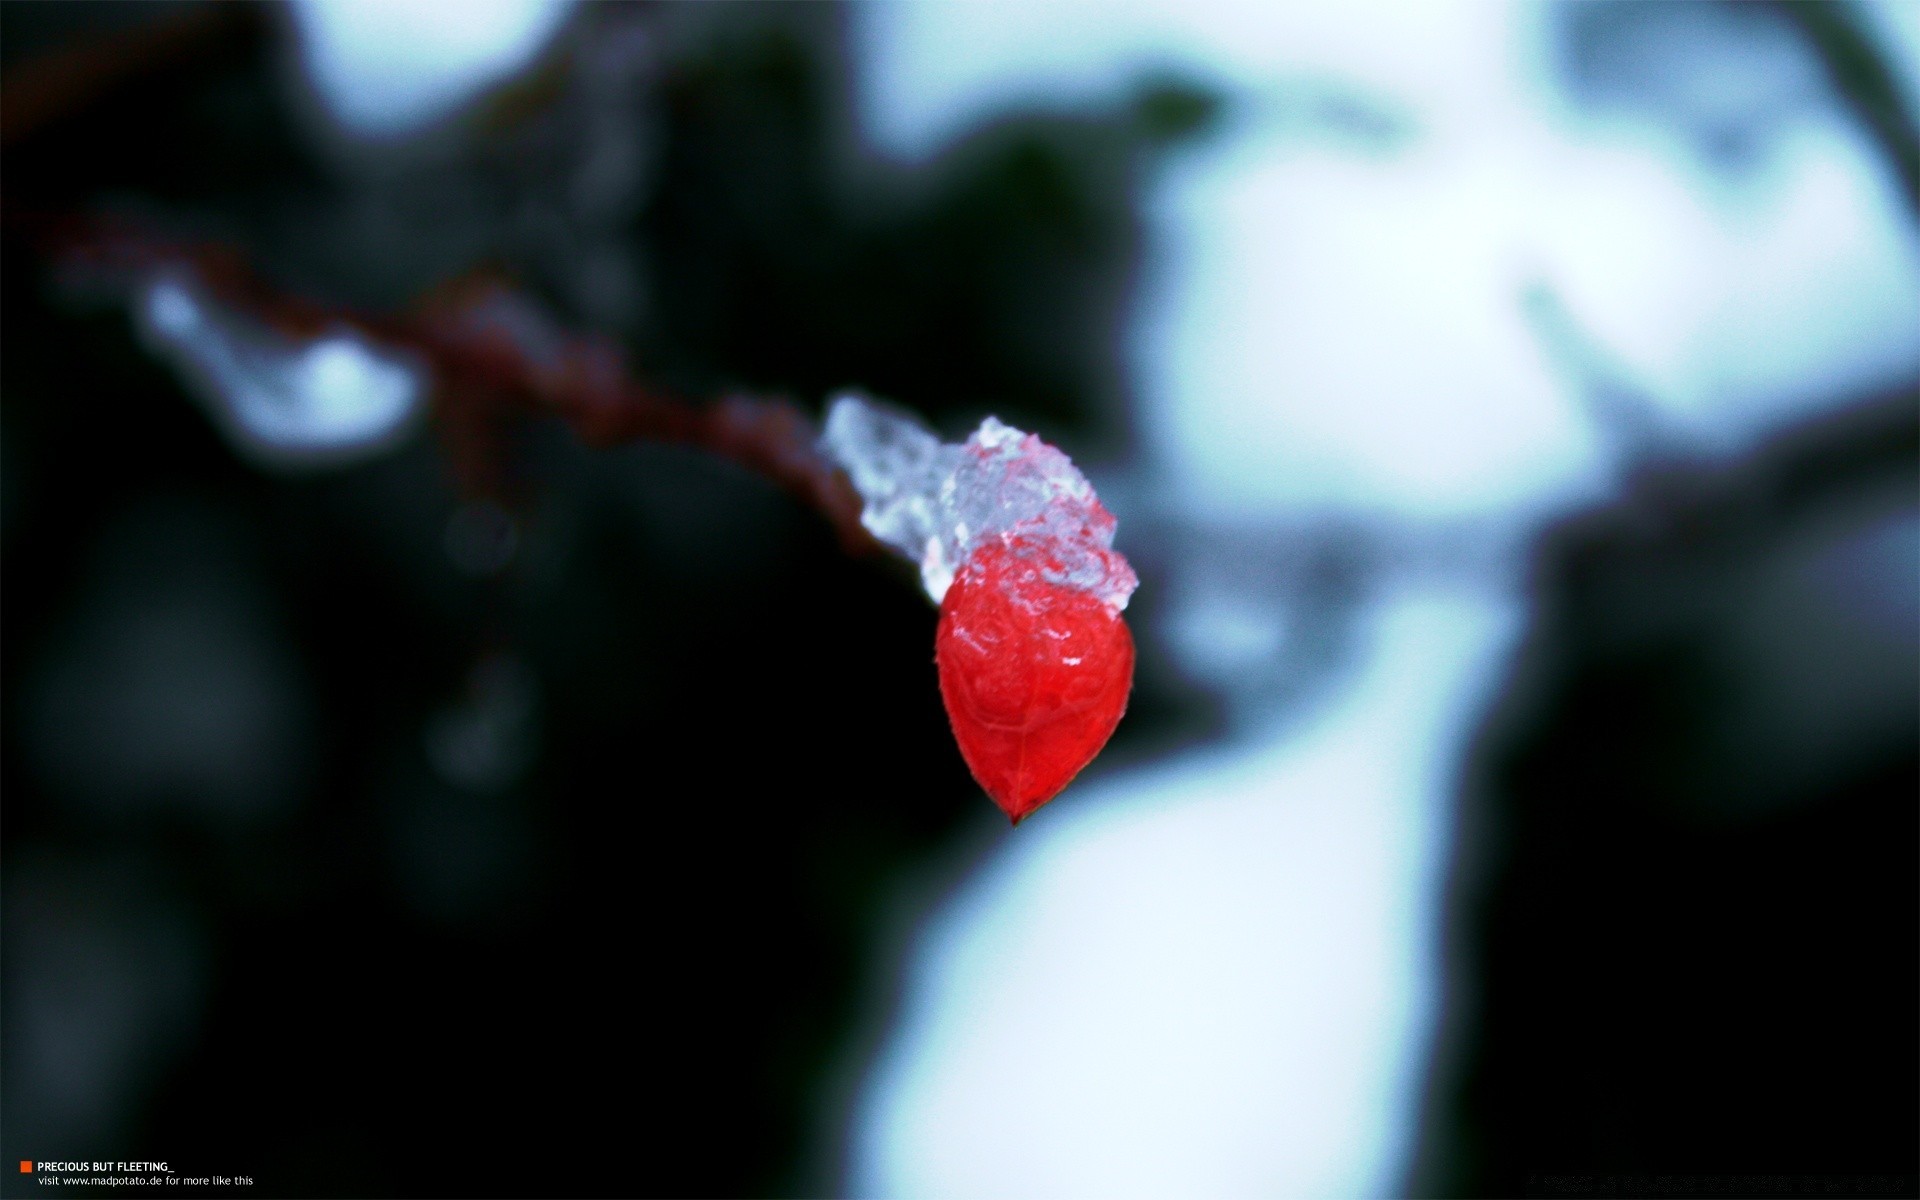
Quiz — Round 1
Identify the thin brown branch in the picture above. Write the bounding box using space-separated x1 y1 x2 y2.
53 221 877 555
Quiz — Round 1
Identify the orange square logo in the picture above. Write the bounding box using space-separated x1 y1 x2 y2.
19 1162 31 1174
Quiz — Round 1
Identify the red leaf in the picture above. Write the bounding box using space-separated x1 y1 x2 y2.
936 539 1136 824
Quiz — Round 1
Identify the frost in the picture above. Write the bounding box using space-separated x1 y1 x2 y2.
137 272 423 468
821 394 965 593
821 393 1138 611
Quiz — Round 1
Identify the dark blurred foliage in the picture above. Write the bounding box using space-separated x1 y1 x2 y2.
0 3 1214 1196
1413 391 1919 1198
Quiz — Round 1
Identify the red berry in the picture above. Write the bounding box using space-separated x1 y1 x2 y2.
936 539 1136 823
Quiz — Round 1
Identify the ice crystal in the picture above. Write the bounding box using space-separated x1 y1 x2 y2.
821 393 1137 611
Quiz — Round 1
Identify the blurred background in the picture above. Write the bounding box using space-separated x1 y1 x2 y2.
1 2 1914 1197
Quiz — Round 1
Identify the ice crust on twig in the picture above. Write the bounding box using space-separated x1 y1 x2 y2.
821 393 1138 611
137 270 423 467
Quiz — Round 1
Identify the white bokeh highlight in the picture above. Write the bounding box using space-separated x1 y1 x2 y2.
290 0 574 136
139 274 423 468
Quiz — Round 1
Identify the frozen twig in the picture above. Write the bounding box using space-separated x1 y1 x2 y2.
50 220 875 553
